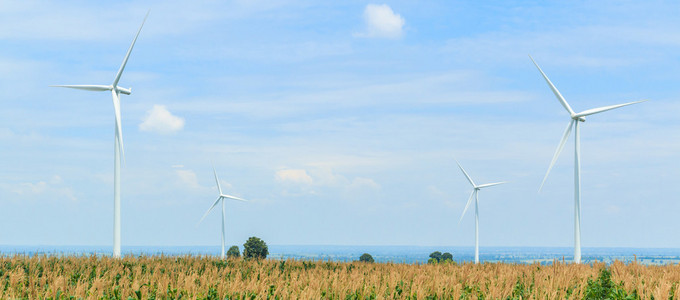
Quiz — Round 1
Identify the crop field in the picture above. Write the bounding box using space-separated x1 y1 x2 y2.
1 255 680 299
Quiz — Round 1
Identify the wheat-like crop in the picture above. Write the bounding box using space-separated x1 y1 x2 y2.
1 255 679 299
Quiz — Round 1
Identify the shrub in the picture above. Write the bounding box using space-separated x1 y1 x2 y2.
359 253 374 263
441 252 453 261
227 246 240 258
429 251 442 262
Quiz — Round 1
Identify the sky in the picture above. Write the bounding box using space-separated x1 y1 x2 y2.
0 0 679 249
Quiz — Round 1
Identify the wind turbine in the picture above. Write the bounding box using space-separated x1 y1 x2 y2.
530 55 646 264
456 160 505 264
199 165 248 259
51 12 149 258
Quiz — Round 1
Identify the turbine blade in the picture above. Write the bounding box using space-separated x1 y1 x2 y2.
111 90 125 162
112 10 149 87
212 164 223 195
459 190 476 224
529 55 575 116
477 181 507 189
539 120 574 192
222 194 248 202
198 196 222 224
573 100 648 118
455 160 476 187
50 85 111 92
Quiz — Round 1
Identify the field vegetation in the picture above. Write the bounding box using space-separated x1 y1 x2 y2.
1 255 679 299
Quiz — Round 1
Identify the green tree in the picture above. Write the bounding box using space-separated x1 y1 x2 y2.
359 253 374 263
243 236 268 259
226 245 240 258
441 252 453 262
429 251 442 262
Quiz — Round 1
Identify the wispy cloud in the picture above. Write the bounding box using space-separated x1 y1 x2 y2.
348 177 380 191
0 175 77 202
175 169 201 190
275 167 380 197
275 169 313 185
2 1 679 247
441 25 680 68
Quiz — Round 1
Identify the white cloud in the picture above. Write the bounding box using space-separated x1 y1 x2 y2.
139 105 185 134
275 169 313 185
356 4 405 39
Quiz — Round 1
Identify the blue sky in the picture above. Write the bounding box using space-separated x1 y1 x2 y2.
0 0 679 249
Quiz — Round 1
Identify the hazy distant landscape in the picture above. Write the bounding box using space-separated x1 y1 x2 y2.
3 245 680 265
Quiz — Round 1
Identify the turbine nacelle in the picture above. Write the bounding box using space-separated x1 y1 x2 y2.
116 87 132 95
571 115 586 122
219 194 248 202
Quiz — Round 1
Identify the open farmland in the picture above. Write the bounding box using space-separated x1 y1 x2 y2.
1 255 680 299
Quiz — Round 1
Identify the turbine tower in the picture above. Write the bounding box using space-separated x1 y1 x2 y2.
530 55 646 264
456 160 505 264
51 12 149 258
199 165 248 259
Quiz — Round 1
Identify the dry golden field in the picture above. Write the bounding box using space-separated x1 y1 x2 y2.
1 255 679 299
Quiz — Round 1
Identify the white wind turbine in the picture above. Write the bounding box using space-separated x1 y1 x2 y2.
51 12 149 258
199 165 248 259
456 160 505 264
530 55 647 264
